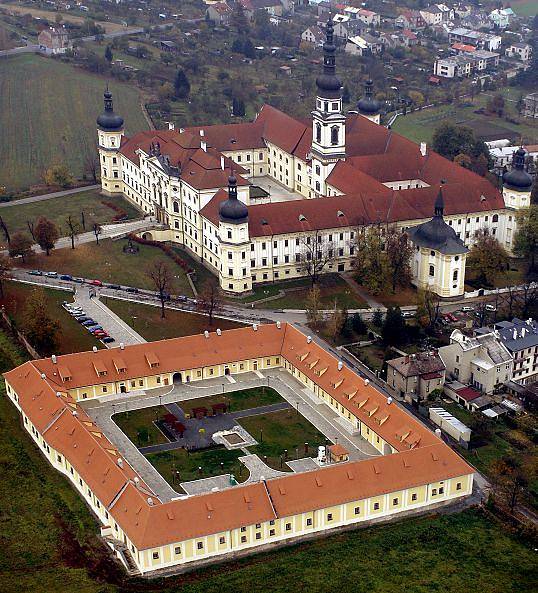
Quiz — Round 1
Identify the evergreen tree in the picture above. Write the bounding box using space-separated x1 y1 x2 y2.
104 44 113 63
381 307 407 347
342 85 350 104
232 97 246 117
174 69 190 100
243 38 255 59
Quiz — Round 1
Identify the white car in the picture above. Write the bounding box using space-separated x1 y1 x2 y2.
461 306 474 312
485 304 496 312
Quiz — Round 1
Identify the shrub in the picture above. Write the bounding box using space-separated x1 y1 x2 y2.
128 233 193 274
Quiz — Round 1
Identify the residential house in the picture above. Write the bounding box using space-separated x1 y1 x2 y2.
37 25 69 54
523 92 538 119
345 32 383 56
401 29 418 47
301 25 324 46
506 43 532 62
420 4 454 26
439 328 513 394
489 7 515 29
395 9 426 30
386 351 446 402
356 8 381 27
448 28 502 51
443 381 494 411
494 319 538 385
206 1 233 25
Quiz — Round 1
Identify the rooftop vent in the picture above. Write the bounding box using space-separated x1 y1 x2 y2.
134 477 140 484
216 328 222 336
337 210 344 217
253 323 258 331
337 361 343 371
120 342 125 350
276 321 281 329
56 391 61 397
261 219 268 225
387 396 393 405
204 330 209 339
41 373 46 379
147 497 154 505
307 336 312 344
72 410 78 416
364 378 370 386
298 214 306 221
117 458 123 467
52 354 57 364
92 346 98 353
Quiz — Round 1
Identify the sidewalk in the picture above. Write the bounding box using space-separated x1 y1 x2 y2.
0 184 100 208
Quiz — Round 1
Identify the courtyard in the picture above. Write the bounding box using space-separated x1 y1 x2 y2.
82 369 380 500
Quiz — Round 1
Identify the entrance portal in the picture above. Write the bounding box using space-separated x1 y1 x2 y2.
173 372 183 383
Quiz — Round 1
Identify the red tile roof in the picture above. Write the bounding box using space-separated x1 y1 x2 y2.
456 386 481 402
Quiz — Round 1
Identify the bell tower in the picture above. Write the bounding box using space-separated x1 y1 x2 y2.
96 88 124 195
310 17 345 198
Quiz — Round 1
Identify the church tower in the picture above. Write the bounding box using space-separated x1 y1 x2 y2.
218 173 252 294
502 147 533 210
310 17 345 198
96 88 124 195
357 79 381 124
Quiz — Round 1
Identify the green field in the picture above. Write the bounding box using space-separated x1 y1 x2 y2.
179 386 283 416
103 297 245 341
113 405 169 446
0 190 140 247
392 92 538 145
511 0 538 17
1 280 100 354
0 54 148 190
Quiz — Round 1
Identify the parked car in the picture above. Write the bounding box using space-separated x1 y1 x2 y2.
461 306 474 312
82 319 97 327
89 279 103 287
125 287 139 293
89 326 104 333
101 337 115 344
402 311 415 318
28 270 42 276
44 271 58 278
76 316 90 323
106 283 121 290
72 277 84 283
59 274 73 281
485 304 497 312
448 313 458 322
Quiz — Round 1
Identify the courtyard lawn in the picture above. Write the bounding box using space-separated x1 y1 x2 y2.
257 274 367 310
0 190 140 248
19 238 195 294
465 259 527 291
347 343 387 373
239 408 326 471
178 387 284 417
103 298 245 341
0 280 100 354
113 405 169 447
0 53 147 190
146 447 247 487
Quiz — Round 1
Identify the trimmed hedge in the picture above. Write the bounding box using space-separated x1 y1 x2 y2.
128 233 193 274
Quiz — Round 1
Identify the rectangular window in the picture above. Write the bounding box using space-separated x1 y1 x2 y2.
373 502 380 510
197 542 204 550
393 498 399 506
306 517 312 526
174 546 181 555
240 536 247 543
219 536 225 544
285 523 291 531
456 482 462 491
411 493 417 501
152 552 159 560
327 513 333 521
354 506 360 515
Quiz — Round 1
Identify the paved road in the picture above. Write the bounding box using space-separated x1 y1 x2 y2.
0 184 100 208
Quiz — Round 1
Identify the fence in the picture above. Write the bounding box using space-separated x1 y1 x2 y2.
0 308 41 359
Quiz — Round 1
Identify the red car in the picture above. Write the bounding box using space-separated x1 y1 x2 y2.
89 279 103 287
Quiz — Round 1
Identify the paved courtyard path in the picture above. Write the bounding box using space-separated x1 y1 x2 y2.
0 184 100 208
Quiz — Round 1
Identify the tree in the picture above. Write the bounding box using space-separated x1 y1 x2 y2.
197 278 221 326
416 287 441 331
353 226 389 295
0 254 12 299
351 312 367 335
382 306 407 346
174 69 191 99
305 285 322 330
93 223 102 245
34 217 59 256
146 260 173 319
372 309 383 327
43 164 74 188
83 145 99 183
298 232 335 286
487 94 505 117
243 38 255 59
326 303 346 343
432 122 487 161
342 85 350 104
104 44 113 63
232 97 246 117
454 152 472 169
8 232 33 262
65 215 81 250
468 229 509 286
490 456 530 512
22 288 61 354
26 220 36 241
231 4 249 34
0 215 10 245
158 82 175 101
385 227 413 293
514 205 538 273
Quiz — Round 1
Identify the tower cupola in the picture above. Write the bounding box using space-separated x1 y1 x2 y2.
503 147 532 191
97 88 124 132
219 173 248 224
315 18 342 99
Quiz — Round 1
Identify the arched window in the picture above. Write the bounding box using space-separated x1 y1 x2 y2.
429 265 435 277
331 126 339 146
453 269 458 281
492 214 499 223
173 201 179 213
315 123 322 143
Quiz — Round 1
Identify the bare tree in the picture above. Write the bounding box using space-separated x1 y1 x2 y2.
65 215 81 250
520 282 538 318
0 215 10 245
416 288 441 331
93 223 102 245
298 231 335 286
196 278 222 326
0 253 12 298
84 144 99 184
474 301 489 327
146 260 173 319
26 220 36 241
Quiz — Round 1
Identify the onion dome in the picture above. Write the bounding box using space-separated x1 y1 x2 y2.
407 185 468 255
315 18 342 99
503 147 532 191
357 79 381 115
219 173 248 224
97 89 124 131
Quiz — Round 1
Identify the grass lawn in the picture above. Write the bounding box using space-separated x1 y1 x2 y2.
511 0 538 17
258 275 367 310
0 280 100 354
146 447 247 487
19 238 195 293
0 54 147 190
178 387 283 417
376 285 419 307
103 297 245 341
392 93 538 145
239 408 326 471
0 190 140 248
113 405 169 447
0 320 536 593
465 259 527 291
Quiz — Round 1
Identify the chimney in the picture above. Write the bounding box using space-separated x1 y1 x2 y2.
253 324 258 331
307 336 312 344
420 142 427 157
52 354 57 364
92 346 98 353
276 321 281 329
117 458 124 468
216 328 222 336
120 342 125 350
337 361 343 371
220 155 225 170
387 396 393 405
204 330 209 339
364 378 370 386
168 121 175 131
